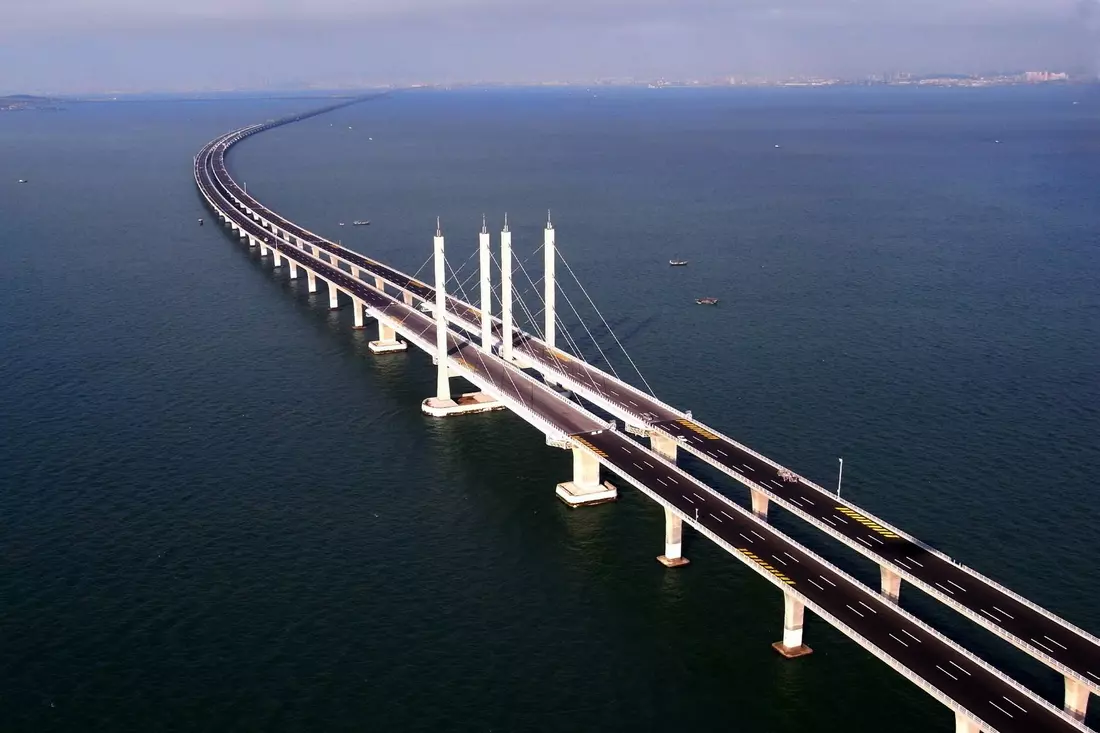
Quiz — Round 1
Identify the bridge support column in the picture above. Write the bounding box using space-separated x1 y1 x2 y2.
259 242 269 258
954 712 981 733
880 566 902 604
1065 676 1090 722
772 593 813 658
403 291 414 306
751 489 770 520
247 235 257 248
288 262 298 280
351 265 359 280
352 298 366 330
649 433 678 463
657 507 689 567
555 444 617 507
272 250 282 268
501 216 514 361
307 271 317 294
327 280 339 310
369 321 407 354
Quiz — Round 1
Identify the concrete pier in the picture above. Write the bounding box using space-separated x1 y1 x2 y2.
954 713 980 733
880 566 902 604
1065 676 1090 721
369 321 407 354
751 489 770 520
403 291 414 306
555 444 617 507
307 271 317 294
657 506 689 567
272 250 283 268
352 297 366 330
288 262 298 280
772 593 813 658
327 279 339 310
649 433 678 463
259 242 269 257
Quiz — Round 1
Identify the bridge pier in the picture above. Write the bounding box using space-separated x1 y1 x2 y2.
351 265 359 280
288 262 298 280
649 433 678 463
954 712 980 733
772 592 813 658
369 320 407 354
327 280 339 310
272 250 283 268
352 297 366 330
555 444 617 507
880 566 902 604
1065 676 1090 721
751 489 770 520
657 507 689 567
247 235 257 248
259 242 269 258
403 291 414 306
307 270 317 294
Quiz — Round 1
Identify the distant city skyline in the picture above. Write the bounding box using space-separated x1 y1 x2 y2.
1 0 1098 94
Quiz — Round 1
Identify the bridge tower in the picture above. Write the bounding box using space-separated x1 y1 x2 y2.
479 215 492 352
421 218 504 417
501 215 514 362
544 211 556 352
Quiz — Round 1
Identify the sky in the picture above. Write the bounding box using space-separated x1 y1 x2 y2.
0 0 1097 94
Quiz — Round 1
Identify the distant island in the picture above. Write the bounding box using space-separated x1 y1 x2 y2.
0 95 64 111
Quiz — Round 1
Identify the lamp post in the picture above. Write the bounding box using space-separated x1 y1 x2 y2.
837 458 844 498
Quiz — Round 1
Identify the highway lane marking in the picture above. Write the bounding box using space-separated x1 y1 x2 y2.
808 578 824 590
948 660 970 675
1043 635 1067 650
716 449 728 457
833 515 849 524
656 478 668 486
894 558 911 569
1002 696 1026 713
902 629 922 644
870 536 884 545
783 552 800 563
821 517 836 526
800 496 815 505
739 533 755 544
946 579 966 592
1031 638 1059 655
907 557 924 568
683 495 696 504
692 492 706 502
632 462 646 470
819 575 836 587
772 554 788 566
988 700 1014 718
721 511 736 521
889 633 909 647
847 604 865 618
934 582 955 595
750 530 766 541
857 537 873 548
642 460 655 468
936 665 959 681
709 513 723 523
789 497 804 507
992 605 1014 619
858 601 877 613
979 608 1003 623
1087 671 1100 681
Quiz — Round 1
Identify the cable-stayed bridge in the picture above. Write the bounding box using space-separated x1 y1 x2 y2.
193 98 1097 733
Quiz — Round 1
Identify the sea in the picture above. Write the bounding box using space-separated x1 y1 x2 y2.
2 85 1099 732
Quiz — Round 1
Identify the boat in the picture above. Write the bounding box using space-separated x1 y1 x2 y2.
695 297 719 305
669 259 688 266
17 179 27 183
198 218 204 226
338 222 345 226
352 220 370 226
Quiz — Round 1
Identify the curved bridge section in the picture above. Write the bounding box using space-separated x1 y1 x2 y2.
194 99 1095 733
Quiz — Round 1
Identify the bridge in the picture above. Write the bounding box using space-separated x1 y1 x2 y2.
194 97 1097 733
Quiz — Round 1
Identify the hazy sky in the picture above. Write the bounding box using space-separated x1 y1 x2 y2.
1 0 1097 93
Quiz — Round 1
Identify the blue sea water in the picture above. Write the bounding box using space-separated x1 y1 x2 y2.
1 86 1099 732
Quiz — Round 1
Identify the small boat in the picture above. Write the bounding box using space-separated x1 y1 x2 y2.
695 297 719 305
352 220 370 226
198 218 204 226
669 259 688 266
338 222 345 226
17 179 27 184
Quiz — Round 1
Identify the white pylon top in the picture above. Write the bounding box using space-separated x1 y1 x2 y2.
503 212 509 233
546 209 553 230
481 213 488 235
436 216 442 237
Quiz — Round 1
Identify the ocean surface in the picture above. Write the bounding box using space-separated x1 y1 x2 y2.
2 86 1099 732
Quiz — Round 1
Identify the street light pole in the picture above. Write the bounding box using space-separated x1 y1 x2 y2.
837 458 844 498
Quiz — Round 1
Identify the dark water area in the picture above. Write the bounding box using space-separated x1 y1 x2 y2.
2 87 1099 731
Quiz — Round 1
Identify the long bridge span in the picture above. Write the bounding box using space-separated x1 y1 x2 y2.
194 96 1097 733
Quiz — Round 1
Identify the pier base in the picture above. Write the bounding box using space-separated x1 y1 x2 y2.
881 566 902 604
773 593 813 659
555 445 617 507
954 712 981 733
657 506 690 567
421 392 504 418
369 340 407 354
1065 676 1090 722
